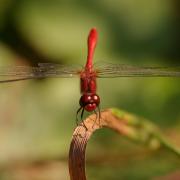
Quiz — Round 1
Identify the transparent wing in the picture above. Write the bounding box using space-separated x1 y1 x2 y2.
0 63 83 83
94 63 180 78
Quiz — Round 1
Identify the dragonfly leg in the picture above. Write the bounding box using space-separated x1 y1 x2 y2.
80 107 85 120
76 107 88 130
76 107 83 126
92 110 97 128
92 106 101 128
80 108 88 130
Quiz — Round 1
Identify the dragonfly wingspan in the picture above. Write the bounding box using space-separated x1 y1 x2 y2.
94 63 180 78
0 63 82 83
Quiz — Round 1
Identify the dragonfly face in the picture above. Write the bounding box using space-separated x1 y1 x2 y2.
79 93 100 112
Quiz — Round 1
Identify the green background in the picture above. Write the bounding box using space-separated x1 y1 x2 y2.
0 0 180 179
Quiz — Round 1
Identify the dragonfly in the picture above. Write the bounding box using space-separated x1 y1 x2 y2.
0 28 180 125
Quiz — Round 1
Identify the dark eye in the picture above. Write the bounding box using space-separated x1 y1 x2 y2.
79 94 91 107
92 94 100 105
79 94 100 112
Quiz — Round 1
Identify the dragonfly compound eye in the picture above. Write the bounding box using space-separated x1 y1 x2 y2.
91 94 100 106
79 94 100 112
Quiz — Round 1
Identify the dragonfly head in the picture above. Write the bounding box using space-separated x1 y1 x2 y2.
79 93 100 112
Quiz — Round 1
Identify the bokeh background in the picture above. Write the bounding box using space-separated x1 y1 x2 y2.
0 0 180 179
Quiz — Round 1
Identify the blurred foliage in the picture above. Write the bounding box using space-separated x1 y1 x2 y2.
0 0 180 179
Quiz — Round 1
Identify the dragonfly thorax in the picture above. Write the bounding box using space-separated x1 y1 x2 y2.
80 71 97 94
79 93 100 112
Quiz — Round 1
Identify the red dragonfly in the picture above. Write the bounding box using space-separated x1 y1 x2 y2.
0 28 180 124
